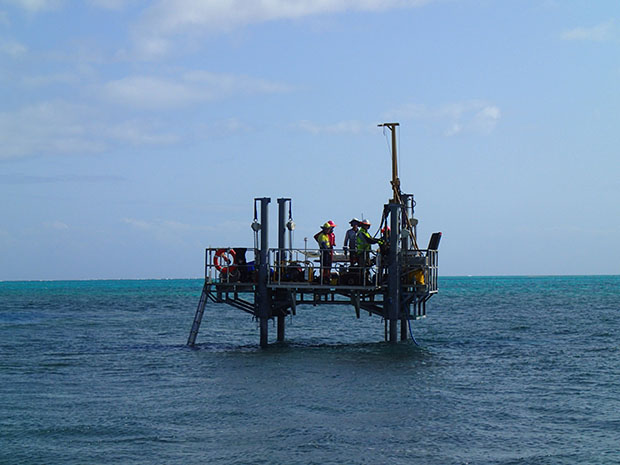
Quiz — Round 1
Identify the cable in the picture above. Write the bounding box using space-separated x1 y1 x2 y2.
383 126 391 158
374 207 388 238
398 125 401 182
407 317 420 346
392 189 420 250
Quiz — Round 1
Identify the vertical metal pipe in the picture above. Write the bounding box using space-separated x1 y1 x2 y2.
389 320 398 342
387 203 401 343
400 194 411 341
257 197 271 348
400 317 408 341
277 198 289 258
276 198 289 343
277 316 285 342
391 126 398 200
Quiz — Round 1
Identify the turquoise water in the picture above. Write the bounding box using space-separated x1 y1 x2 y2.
1 276 619 464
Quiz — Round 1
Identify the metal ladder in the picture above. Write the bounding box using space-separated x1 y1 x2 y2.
187 281 210 346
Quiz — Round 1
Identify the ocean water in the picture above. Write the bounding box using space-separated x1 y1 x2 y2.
1 276 619 465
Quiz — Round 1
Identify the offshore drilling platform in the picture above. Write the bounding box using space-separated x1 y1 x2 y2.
187 123 441 348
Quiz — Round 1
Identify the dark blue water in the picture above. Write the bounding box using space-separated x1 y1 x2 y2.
1 276 619 464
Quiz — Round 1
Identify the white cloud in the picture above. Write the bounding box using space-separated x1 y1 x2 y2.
142 0 431 32
123 217 207 246
385 101 501 136
0 173 126 184
103 119 179 145
2 0 61 11
468 104 501 135
293 119 371 134
123 217 245 240
89 0 134 9
199 117 255 137
3 0 138 12
0 101 102 158
44 220 69 230
105 76 195 108
21 72 79 86
216 118 250 133
0 100 178 159
105 71 291 109
0 38 27 56
444 123 462 137
561 20 614 42
134 0 433 58
124 218 192 232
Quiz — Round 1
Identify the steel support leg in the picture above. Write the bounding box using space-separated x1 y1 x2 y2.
256 197 271 348
389 319 398 342
260 318 269 347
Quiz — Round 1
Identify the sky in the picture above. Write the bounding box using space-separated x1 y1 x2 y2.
1 0 619 280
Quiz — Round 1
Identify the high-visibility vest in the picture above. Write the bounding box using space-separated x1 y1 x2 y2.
316 232 331 249
356 229 372 252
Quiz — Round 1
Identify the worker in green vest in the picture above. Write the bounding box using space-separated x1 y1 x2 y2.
356 219 380 268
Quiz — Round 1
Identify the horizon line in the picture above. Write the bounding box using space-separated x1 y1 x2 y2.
2 273 619 284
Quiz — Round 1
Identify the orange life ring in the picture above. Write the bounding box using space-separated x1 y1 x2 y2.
214 248 237 273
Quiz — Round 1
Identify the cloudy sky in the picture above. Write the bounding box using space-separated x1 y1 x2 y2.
1 0 619 279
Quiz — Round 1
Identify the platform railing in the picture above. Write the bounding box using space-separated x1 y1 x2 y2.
426 249 439 293
400 249 439 293
204 247 258 285
204 246 437 292
267 248 381 288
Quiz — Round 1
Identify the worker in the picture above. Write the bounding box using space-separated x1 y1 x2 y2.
314 220 337 246
327 220 337 249
344 218 360 266
315 222 334 284
356 219 380 268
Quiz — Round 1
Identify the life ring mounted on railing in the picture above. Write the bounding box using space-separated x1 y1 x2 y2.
214 248 237 274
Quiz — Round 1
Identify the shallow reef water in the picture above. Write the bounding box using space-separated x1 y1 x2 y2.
1 276 619 464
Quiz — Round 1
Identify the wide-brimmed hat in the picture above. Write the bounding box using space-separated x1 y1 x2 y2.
349 218 360 225
322 222 332 229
